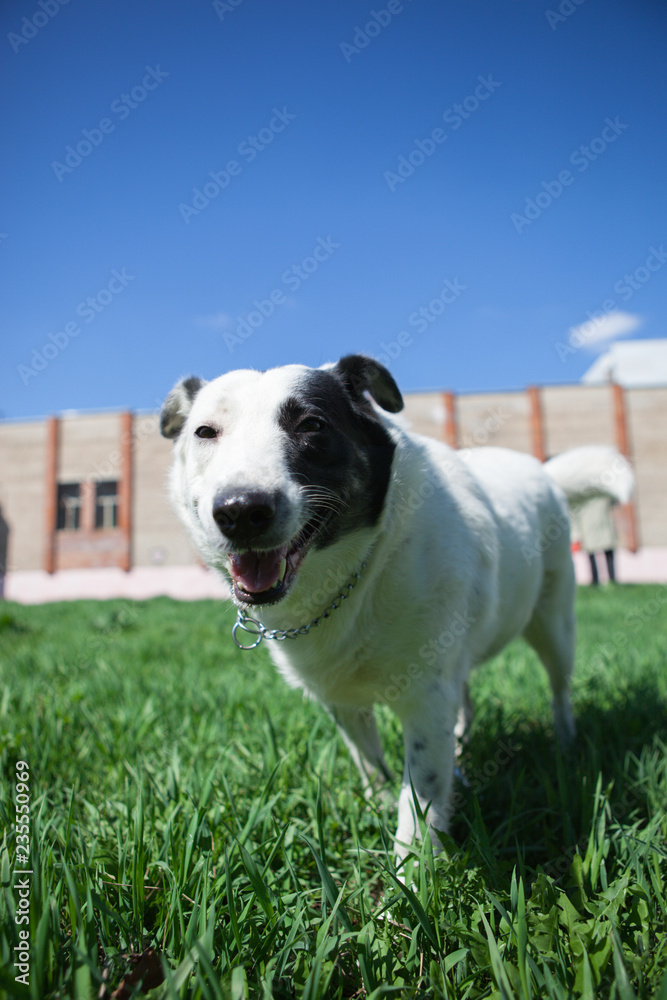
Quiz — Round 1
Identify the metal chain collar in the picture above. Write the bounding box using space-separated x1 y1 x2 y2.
232 560 367 650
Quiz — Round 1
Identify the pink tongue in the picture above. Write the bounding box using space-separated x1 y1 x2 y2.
229 549 285 593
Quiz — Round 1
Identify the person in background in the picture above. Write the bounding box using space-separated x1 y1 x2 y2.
545 445 636 587
570 496 617 585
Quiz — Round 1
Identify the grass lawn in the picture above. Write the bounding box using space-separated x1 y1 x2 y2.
1 584 666 998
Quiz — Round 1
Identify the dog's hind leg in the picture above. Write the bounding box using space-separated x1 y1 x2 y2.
453 680 473 789
522 566 577 746
331 705 394 800
454 680 473 759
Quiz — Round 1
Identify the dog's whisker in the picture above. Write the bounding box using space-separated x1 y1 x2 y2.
300 486 347 514
304 499 343 514
300 485 344 501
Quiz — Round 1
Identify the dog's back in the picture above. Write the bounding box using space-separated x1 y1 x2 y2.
377 428 574 667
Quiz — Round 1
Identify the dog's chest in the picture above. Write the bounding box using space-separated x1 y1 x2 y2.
263 597 431 708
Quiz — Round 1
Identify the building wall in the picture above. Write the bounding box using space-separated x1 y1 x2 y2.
132 413 200 567
540 385 615 456
0 420 48 572
396 392 444 440
58 412 123 482
402 382 665 551
1 382 665 575
53 413 128 570
456 390 533 453
626 387 667 546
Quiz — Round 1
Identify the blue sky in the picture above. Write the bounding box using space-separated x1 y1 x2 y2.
1 0 666 420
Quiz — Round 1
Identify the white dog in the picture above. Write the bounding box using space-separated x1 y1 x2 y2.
161 355 577 862
544 445 635 507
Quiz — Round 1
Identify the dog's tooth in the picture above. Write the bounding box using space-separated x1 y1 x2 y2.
279 558 287 581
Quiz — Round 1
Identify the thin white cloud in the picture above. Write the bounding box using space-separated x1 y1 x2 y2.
194 312 233 330
568 310 643 348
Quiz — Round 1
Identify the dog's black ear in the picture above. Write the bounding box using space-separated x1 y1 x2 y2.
330 354 403 413
160 376 206 439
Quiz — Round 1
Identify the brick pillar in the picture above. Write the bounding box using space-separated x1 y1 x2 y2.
80 482 96 531
527 385 546 462
119 412 133 571
442 391 458 448
611 382 638 552
44 416 59 574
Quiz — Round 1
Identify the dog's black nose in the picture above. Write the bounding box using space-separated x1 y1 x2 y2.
212 490 279 542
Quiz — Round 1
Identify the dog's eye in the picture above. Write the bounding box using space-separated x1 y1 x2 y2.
297 417 324 434
195 425 217 439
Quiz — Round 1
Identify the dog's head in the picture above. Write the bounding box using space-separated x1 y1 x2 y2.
161 354 403 607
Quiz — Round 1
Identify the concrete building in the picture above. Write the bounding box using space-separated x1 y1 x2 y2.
1 378 666 603
582 338 667 388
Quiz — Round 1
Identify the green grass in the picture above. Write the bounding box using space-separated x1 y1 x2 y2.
1 585 666 999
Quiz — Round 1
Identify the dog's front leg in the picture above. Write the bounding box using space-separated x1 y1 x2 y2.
331 705 394 802
394 683 460 863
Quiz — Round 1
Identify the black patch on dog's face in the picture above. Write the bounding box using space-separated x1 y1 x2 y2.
277 368 397 549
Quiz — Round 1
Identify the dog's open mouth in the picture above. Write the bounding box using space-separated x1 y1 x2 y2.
228 517 326 605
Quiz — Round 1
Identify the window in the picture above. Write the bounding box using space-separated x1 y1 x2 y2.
95 481 120 529
56 483 82 531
